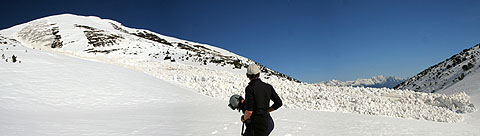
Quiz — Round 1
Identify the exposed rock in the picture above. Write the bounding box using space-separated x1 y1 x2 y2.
50 27 63 48
75 24 123 47
132 31 172 46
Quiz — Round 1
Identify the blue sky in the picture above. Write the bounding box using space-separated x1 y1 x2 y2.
1 0 480 83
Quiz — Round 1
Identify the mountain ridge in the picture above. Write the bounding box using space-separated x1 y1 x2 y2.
395 43 480 93
317 75 405 88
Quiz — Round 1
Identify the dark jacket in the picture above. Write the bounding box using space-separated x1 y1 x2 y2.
245 79 282 115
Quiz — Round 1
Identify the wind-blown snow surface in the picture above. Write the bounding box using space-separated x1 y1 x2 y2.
2 33 480 136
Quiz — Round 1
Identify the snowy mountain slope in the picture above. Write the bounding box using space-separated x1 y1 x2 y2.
1 35 480 136
427 59 480 135
0 14 477 123
317 75 404 88
2 35 480 136
395 44 480 93
439 67 480 98
0 14 298 82
437 63 480 112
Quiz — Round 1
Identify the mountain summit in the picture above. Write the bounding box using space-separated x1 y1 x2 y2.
0 14 299 83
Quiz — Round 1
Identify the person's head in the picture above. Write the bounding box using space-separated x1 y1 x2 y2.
246 64 260 80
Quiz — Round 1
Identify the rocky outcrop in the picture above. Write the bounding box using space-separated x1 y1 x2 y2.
75 24 123 47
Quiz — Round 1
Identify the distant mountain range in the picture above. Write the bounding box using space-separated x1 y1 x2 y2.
316 75 405 88
395 44 480 93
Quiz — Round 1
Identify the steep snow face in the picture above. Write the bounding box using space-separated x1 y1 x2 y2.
395 44 480 93
0 14 477 123
0 14 298 82
317 75 405 88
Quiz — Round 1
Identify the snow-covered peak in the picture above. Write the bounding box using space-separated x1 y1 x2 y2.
0 13 299 82
0 14 112 36
317 75 405 88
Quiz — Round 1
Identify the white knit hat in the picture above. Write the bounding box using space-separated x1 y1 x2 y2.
247 64 260 75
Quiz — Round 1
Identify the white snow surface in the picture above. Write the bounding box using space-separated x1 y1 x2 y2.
1 14 480 135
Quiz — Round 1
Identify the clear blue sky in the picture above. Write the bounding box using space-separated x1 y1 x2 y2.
1 0 480 83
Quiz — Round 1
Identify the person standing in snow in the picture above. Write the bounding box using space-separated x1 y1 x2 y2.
242 64 282 136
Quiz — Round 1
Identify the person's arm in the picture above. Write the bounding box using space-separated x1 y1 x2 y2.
244 86 254 120
269 85 282 112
